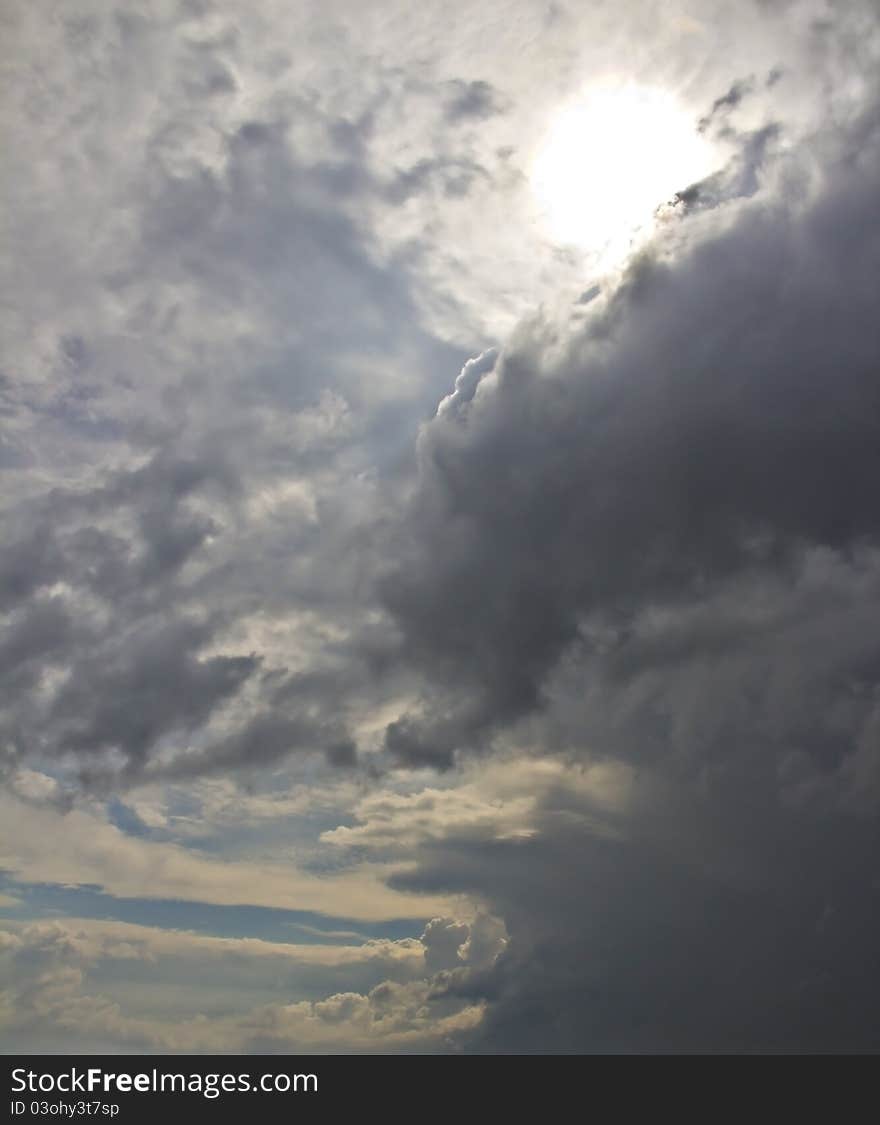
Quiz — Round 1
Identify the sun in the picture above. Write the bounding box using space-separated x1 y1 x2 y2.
530 83 716 257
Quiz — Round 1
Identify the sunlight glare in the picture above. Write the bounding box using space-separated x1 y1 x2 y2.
531 84 716 257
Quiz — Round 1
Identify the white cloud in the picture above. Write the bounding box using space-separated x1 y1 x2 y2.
0 917 425 971
323 756 634 851
0 916 487 1053
0 789 460 922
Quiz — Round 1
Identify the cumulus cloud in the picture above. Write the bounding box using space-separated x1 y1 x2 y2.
436 348 498 418
382 76 880 775
355 18 880 1047
0 916 491 1053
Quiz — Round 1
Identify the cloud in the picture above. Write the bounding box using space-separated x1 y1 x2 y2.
697 77 755 133
436 795 880 1051
0 789 458 922
0 21 466 792
1 917 426 971
354 44 880 1048
4 0 880 1054
443 79 504 122
51 620 258 769
0 916 491 1053
669 122 780 212
436 348 498 418
322 757 631 851
381 81 880 772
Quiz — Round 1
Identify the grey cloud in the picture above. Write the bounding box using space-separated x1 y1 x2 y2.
381 93 880 768
50 618 257 767
437 348 498 418
3 450 235 616
444 80 504 122
671 123 780 212
386 761 880 1051
0 19 468 793
5 0 880 1056
362 42 880 1050
384 156 491 205
1 455 252 785
325 740 358 769
697 78 755 133
421 917 469 973
0 526 66 612
159 710 350 782
0 600 76 692
766 66 784 88
385 716 459 771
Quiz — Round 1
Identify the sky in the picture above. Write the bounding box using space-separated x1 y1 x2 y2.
1 0 880 1053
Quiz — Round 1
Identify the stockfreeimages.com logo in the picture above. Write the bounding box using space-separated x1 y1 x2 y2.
11 1068 318 1100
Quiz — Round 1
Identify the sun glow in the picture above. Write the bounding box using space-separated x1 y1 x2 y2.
531 84 716 256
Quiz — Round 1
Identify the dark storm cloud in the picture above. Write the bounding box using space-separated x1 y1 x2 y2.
380 93 880 768
366 62 880 1049
395 791 880 1051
